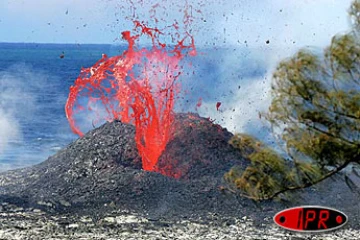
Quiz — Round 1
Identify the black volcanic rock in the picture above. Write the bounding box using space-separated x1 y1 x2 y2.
0 119 142 209
0 113 249 218
157 113 249 179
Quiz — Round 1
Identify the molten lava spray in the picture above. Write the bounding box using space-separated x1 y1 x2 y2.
65 21 196 173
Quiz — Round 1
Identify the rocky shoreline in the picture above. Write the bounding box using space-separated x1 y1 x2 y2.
0 205 358 240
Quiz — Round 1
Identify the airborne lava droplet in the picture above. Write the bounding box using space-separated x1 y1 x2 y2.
216 102 221 111
196 97 202 108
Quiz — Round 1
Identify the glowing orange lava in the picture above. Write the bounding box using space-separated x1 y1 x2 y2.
65 21 196 173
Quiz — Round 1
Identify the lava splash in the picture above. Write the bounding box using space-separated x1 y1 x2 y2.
65 21 196 174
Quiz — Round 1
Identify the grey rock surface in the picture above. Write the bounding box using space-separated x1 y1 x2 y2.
0 207 358 240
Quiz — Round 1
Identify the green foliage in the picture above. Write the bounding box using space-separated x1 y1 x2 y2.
225 0 360 201
350 0 360 32
228 133 263 156
268 31 360 169
268 0 360 171
226 134 323 200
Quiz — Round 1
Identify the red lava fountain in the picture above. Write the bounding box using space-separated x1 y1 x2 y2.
65 21 196 174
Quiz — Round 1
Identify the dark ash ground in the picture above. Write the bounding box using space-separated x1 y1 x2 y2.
0 112 359 232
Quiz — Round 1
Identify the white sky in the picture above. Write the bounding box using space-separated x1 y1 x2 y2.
0 0 353 48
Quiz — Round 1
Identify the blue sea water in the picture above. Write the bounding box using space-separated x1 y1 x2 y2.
0 42 270 171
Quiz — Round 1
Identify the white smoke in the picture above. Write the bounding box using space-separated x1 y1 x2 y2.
0 69 28 155
0 109 21 155
0 64 72 170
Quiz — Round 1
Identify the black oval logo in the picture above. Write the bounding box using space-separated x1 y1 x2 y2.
274 206 348 232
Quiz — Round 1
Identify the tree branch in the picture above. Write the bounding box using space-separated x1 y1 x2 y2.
268 155 359 200
223 155 360 201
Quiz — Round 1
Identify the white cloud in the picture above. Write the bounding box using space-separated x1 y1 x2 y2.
202 0 352 49
2 0 353 45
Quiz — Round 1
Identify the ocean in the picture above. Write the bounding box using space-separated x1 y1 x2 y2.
0 42 270 171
